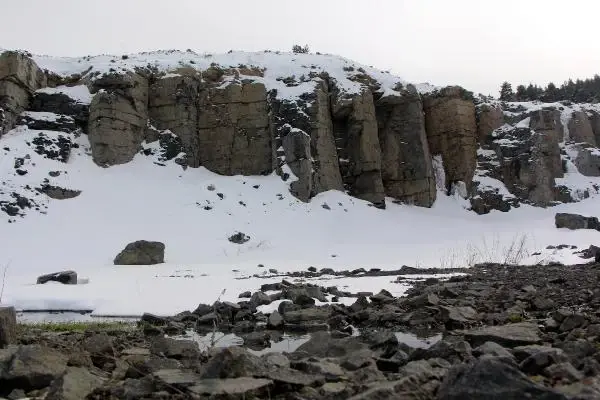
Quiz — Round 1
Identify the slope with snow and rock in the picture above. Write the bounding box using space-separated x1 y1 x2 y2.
1 48 600 318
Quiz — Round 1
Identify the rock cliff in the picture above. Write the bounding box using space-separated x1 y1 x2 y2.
1 49 600 218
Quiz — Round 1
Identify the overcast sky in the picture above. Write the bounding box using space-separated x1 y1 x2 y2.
2 0 599 96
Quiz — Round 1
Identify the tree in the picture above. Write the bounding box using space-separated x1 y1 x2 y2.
292 44 309 54
515 85 527 101
499 81 514 101
543 82 558 102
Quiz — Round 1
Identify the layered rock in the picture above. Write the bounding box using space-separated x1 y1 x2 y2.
30 90 89 131
332 89 385 207
573 145 600 177
568 111 596 145
375 86 436 207
88 72 149 166
270 79 343 201
197 81 273 176
148 74 202 166
588 110 600 145
0 51 47 137
476 104 504 143
423 87 477 193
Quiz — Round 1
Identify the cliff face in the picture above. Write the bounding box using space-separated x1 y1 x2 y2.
1 49 600 218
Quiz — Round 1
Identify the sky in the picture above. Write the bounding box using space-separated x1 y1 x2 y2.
2 0 599 97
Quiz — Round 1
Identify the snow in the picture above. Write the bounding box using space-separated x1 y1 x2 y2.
35 85 92 105
20 111 65 122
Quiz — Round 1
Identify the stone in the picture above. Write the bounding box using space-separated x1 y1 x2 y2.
573 145 600 177
544 362 583 383
0 345 68 392
82 333 114 366
267 311 283 329
519 347 569 375
30 90 89 130
46 367 105 400
283 307 331 323
440 305 477 327
477 104 504 142
228 232 250 244
197 82 272 176
376 89 436 206
568 111 597 145
558 339 597 367
423 86 477 192
150 337 199 360
88 72 149 166
241 331 271 350
559 313 587 332
18 112 79 133
187 377 273 397
463 322 542 348
437 358 568 400
555 213 600 230
332 89 385 207
294 331 367 357
473 341 516 362
250 291 271 307
261 367 325 387
152 369 202 387
36 270 77 285
200 347 265 378
37 185 81 200
113 240 165 265
0 307 16 348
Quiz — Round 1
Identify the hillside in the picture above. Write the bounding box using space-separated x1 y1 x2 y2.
0 49 600 317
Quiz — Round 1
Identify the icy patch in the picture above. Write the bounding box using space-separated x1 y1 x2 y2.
36 85 93 105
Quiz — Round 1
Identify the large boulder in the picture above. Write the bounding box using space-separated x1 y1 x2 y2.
197 81 273 176
148 74 202 167
0 345 68 392
555 213 600 230
463 322 542 348
88 72 149 166
114 240 165 265
476 103 504 143
0 51 47 137
270 79 343 201
332 89 385 207
376 86 436 206
573 144 600 177
423 86 477 192
568 111 596 145
36 270 77 285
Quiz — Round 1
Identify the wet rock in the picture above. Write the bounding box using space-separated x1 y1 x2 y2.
241 331 271 350
295 332 367 358
437 358 568 400
283 307 331 323
463 322 542 347
36 270 77 285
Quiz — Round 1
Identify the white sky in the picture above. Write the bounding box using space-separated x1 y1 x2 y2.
2 0 599 96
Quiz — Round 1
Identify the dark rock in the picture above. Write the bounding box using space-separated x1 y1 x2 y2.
200 347 265 378
37 184 81 200
294 293 316 307
437 358 568 400
267 311 283 329
283 307 331 323
36 270 77 285
519 347 568 375
82 333 114 366
241 331 271 350
278 301 300 315
113 240 165 265
228 232 250 244
294 331 367 357
544 362 583 383
238 291 252 298
46 366 105 400
555 213 600 231
0 307 16 348
0 345 68 393
558 339 597 367
559 313 587 332
187 377 273 397
463 322 542 347
250 291 271 307
192 303 213 317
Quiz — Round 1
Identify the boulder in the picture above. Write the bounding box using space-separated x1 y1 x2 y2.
0 51 47 137
555 213 600 230
36 270 77 285
187 377 273 397
46 367 105 400
332 89 385 207
376 87 436 206
573 145 600 177
150 337 199 360
568 111 596 145
0 345 68 392
0 307 16 348
294 331 368 357
423 86 477 192
88 72 149 166
197 81 272 175
113 240 165 265
463 322 542 348
477 104 504 143
437 358 568 400
228 232 250 244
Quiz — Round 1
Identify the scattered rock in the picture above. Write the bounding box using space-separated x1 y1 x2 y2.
464 322 542 348
36 270 77 285
228 232 250 244
555 213 600 231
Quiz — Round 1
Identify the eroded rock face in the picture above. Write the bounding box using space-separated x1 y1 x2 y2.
376 87 436 206
423 86 477 192
573 145 600 177
148 75 202 167
0 51 47 137
197 81 273 176
88 72 149 166
476 104 504 143
588 110 600 146
568 111 596 145
332 89 385 207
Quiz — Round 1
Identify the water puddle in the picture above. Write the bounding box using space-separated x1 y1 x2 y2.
395 331 442 349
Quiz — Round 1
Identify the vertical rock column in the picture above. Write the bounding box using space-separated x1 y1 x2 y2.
423 86 477 194
88 72 149 166
375 87 436 207
332 89 385 207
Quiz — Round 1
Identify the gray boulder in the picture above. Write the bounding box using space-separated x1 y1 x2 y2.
0 307 16 348
463 322 542 348
555 213 600 231
46 367 105 400
0 345 68 391
36 270 77 285
114 240 165 265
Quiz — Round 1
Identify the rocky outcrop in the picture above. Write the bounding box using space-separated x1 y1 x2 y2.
568 111 596 145
30 90 89 131
573 144 600 177
197 81 273 176
332 89 385 207
376 87 436 207
555 212 600 230
423 87 477 193
114 240 165 265
270 79 343 201
476 103 504 143
88 72 149 166
588 110 600 145
148 74 202 166
0 51 47 137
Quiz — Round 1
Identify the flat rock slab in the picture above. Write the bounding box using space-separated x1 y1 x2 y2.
0 307 16 347
188 377 273 396
463 322 542 348
36 270 77 285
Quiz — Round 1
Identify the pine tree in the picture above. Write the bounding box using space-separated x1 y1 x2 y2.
544 82 558 102
515 85 527 101
499 82 514 101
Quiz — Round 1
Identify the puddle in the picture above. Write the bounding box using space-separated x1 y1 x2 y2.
172 330 310 354
395 331 442 349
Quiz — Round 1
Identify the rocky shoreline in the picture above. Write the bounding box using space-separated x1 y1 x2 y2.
2 261 600 399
